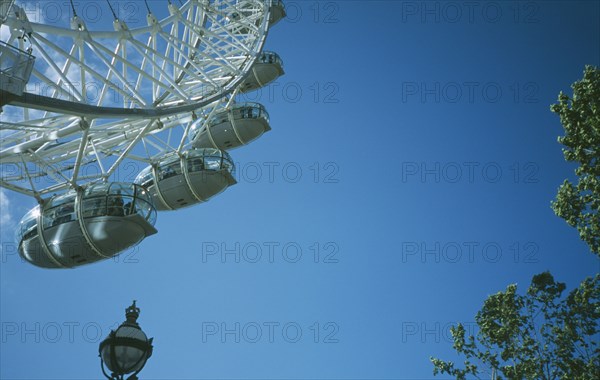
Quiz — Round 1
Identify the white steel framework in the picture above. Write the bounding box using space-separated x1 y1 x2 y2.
0 0 275 200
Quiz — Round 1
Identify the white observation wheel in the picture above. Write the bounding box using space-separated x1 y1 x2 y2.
0 0 279 199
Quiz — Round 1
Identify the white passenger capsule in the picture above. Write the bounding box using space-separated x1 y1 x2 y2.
269 0 287 26
135 148 236 211
226 0 286 35
16 183 157 269
240 52 284 93
190 103 271 150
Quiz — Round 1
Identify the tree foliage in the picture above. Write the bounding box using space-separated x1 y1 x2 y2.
430 67 600 379
550 66 600 256
430 272 600 379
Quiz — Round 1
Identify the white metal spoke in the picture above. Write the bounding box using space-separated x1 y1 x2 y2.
1 0 277 198
85 40 149 107
31 31 140 106
29 37 84 101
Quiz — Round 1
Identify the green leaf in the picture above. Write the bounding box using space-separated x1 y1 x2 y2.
431 273 600 379
551 66 600 256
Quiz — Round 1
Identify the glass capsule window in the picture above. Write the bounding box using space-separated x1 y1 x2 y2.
16 183 158 244
136 168 154 188
205 156 221 171
234 102 269 121
135 149 235 190
15 206 40 244
206 112 229 127
187 148 235 175
81 183 157 224
157 158 181 181
81 196 107 218
188 119 208 143
258 51 283 68
190 103 268 141
42 192 76 229
204 103 269 128
186 156 205 173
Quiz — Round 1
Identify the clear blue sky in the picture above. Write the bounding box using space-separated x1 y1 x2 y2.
1 1 599 379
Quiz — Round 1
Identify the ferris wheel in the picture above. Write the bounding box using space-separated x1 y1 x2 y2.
0 0 286 268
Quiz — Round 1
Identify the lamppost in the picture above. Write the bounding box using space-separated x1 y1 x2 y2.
99 301 153 380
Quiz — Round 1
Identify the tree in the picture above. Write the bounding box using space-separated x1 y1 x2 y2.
430 68 600 379
430 272 600 380
550 66 600 256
